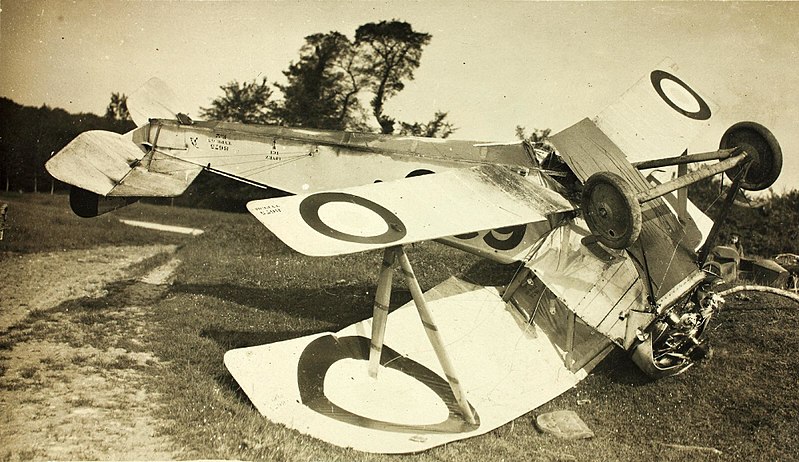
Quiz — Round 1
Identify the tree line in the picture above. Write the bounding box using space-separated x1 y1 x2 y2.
0 98 135 194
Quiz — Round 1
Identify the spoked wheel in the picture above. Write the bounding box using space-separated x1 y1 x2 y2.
581 172 642 249
721 122 783 191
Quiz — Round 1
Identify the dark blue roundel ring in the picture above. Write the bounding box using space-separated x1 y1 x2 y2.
299 192 407 244
650 70 712 121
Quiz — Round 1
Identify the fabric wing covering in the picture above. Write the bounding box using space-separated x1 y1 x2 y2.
247 164 574 257
225 277 604 453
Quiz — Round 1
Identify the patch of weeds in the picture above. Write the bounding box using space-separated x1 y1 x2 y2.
18 366 37 379
0 338 13 350
114 337 149 353
75 310 113 325
71 353 92 366
9 447 44 462
39 356 66 371
25 309 53 323
19 393 45 405
70 396 93 407
17 448 45 461
2 329 33 348
0 378 24 391
108 355 141 370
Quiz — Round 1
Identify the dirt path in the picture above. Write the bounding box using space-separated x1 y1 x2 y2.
0 245 181 461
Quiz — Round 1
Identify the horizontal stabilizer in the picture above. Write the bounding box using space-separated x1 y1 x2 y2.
46 130 203 198
247 165 574 256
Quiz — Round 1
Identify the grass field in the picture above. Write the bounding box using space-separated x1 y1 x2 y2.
2 192 797 461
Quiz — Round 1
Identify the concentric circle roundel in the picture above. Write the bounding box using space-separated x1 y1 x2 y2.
650 70 711 120
297 335 480 433
299 192 407 244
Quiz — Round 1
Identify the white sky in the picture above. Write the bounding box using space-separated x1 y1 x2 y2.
1 0 797 193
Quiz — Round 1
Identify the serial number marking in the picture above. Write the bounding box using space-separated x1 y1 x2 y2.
209 133 232 151
254 204 282 215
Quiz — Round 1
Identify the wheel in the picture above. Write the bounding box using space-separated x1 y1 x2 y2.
581 172 642 249
720 122 783 191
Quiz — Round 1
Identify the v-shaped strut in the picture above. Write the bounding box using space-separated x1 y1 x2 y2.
367 245 477 424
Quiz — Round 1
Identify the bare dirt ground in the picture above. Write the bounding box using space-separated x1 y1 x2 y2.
0 245 181 461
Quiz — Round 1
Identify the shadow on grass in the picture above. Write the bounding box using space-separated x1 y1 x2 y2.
590 348 654 386
460 259 522 287
185 283 417 406
201 326 325 351
172 282 414 326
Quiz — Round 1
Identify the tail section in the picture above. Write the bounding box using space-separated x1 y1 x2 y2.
127 77 187 127
45 129 203 217
69 187 139 218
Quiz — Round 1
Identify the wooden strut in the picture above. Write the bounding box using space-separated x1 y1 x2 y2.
367 247 397 378
367 244 477 424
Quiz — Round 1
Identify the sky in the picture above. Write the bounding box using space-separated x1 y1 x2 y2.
1 0 797 193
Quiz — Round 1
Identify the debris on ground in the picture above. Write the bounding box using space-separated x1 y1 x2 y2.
535 410 594 440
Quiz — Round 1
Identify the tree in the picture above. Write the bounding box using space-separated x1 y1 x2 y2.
200 78 275 124
105 92 129 120
515 125 551 144
355 20 432 134
273 32 366 130
0 97 134 193
398 111 456 138
105 92 130 121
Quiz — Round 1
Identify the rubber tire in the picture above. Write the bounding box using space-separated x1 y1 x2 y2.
720 122 783 191
581 171 642 249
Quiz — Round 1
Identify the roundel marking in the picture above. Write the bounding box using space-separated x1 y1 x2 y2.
650 70 711 120
406 169 435 178
299 192 407 244
297 334 480 434
483 225 527 251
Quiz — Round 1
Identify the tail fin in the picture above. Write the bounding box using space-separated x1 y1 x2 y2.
127 77 187 126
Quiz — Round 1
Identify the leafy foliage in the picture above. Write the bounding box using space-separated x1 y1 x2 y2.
355 20 432 134
515 125 551 144
199 78 275 124
398 111 456 138
104 92 130 121
0 98 134 193
201 20 445 137
688 177 799 257
272 32 365 130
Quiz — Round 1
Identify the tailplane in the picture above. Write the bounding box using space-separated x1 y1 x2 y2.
45 129 203 217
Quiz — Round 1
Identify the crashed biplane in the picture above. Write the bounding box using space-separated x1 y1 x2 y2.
45 59 783 452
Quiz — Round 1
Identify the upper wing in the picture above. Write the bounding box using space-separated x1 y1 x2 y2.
247 165 574 256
